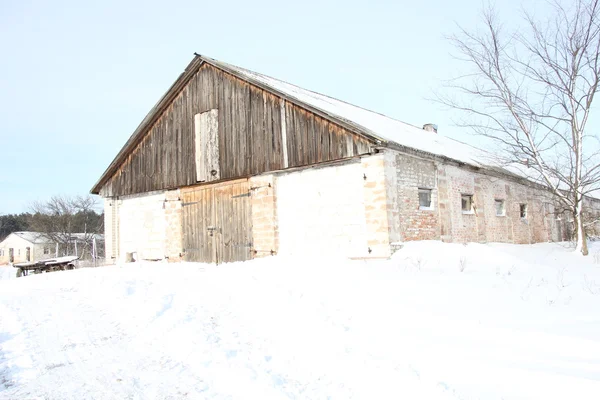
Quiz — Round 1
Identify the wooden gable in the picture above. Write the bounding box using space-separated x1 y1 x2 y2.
96 62 374 197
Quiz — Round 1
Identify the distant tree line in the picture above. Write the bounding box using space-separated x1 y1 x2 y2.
0 213 30 241
0 195 103 242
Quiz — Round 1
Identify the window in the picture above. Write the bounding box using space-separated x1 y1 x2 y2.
418 188 433 209
43 247 49 255
461 194 474 213
495 200 505 216
520 204 528 219
18 249 20 256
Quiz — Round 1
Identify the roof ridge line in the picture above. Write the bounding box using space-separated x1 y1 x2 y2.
198 55 426 132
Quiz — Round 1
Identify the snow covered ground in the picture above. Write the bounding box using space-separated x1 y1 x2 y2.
1 241 600 399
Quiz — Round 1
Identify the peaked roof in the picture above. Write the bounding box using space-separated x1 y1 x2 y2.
91 54 505 195
206 56 496 166
8 231 53 244
2 232 105 245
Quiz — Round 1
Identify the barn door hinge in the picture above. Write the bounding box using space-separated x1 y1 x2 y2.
181 201 201 207
253 249 276 255
231 192 251 198
250 183 272 191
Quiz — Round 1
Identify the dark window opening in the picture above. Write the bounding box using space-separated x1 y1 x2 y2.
419 188 433 209
462 194 474 213
495 200 505 216
520 204 528 218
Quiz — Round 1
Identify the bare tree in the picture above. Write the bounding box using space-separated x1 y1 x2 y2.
29 195 103 258
439 0 600 255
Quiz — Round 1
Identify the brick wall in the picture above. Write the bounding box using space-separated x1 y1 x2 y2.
435 163 556 244
394 153 440 241
391 152 564 245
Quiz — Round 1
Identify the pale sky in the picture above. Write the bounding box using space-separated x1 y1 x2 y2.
0 0 544 213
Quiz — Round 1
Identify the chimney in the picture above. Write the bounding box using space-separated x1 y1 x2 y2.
423 123 438 133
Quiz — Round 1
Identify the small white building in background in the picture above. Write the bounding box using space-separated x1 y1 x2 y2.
0 232 55 265
0 231 105 265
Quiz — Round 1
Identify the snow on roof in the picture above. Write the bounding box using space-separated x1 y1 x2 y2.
70 233 105 241
11 231 53 244
206 57 498 169
7 232 104 244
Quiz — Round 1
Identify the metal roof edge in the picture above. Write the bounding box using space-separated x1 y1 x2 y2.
90 56 204 195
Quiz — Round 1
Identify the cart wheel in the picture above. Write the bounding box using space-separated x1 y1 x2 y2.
16 268 23 278
66 264 75 270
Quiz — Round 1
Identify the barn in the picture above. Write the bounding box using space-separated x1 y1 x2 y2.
91 54 589 264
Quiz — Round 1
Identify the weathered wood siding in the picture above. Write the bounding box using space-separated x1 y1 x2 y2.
101 63 373 197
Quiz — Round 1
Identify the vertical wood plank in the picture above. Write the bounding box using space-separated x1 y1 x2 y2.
101 63 377 198
280 99 288 168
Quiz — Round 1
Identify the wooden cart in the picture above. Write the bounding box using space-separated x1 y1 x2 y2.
14 256 79 277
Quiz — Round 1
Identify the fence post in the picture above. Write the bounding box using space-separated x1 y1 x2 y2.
92 237 97 267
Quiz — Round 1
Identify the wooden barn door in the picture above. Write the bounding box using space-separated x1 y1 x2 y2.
182 186 215 263
182 179 252 264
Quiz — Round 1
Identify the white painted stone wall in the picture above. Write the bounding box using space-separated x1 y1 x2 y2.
276 162 369 258
104 198 116 263
117 191 167 261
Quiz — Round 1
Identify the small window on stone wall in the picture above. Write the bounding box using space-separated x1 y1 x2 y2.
418 188 432 209
495 200 505 216
461 194 474 214
520 203 528 218
43 247 49 255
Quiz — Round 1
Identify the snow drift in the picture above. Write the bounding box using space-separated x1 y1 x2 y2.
1 241 600 399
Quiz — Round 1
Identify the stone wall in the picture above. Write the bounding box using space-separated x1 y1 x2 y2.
117 191 167 261
249 174 278 258
103 198 117 263
100 150 600 264
164 189 183 262
103 189 183 263
362 155 392 258
276 161 372 258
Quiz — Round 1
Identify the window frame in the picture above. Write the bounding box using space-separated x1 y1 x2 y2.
418 188 433 210
520 203 528 219
461 194 474 214
494 199 506 216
